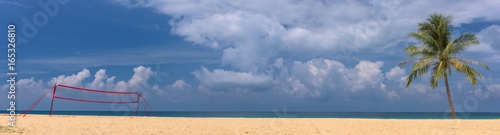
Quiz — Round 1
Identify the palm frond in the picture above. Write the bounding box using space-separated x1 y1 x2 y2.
429 61 447 89
411 58 434 71
404 58 434 88
444 33 479 56
404 45 438 58
409 32 439 52
406 66 430 88
399 59 416 67
449 59 483 86
420 13 453 52
454 58 490 70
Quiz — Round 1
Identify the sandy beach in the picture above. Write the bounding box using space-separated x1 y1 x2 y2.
1 115 499 135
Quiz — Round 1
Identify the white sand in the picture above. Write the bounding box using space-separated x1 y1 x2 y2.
2 115 499 135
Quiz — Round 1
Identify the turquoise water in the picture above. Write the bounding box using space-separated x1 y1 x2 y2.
11 111 500 119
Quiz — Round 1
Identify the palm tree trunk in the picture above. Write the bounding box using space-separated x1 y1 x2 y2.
443 72 457 119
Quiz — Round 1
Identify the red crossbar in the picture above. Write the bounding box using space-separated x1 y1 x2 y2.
54 96 139 104
57 84 139 94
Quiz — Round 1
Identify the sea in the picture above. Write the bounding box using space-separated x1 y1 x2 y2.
9 111 500 119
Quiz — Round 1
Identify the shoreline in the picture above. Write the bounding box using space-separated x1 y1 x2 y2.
3 113 499 120
2 115 499 134
10 114 500 120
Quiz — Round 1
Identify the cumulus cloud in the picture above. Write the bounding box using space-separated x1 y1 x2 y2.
88 69 117 90
189 57 448 101
126 66 154 90
352 61 385 91
172 80 190 90
108 1 500 103
149 79 194 96
274 58 450 101
464 24 500 67
85 66 154 92
282 58 348 97
1 78 45 95
385 66 408 88
383 67 447 101
6 66 156 96
277 58 395 98
385 67 407 82
17 78 44 91
48 69 91 87
111 0 392 72
467 25 500 53
113 0 500 72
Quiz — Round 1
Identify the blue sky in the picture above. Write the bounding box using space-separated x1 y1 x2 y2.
1 0 500 112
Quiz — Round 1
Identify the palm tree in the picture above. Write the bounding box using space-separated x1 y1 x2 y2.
399 13 489 119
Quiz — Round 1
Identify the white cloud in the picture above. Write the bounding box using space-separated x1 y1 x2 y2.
414 84 428 94
114 81 128 92
128 66 154 88
19 77 44 89
386 90 400 100
287 58 346 96
114 0 500 72
467 25 500 53
405 84 444 102
86 69 118 91
274 58 284 68
398 1 500 25
112 0 395 72
172 80 190 90
193 67 274 91
385 67 407 82
109 1 500 103
351 61 384 91
14 66 156 96
2 78 45 94
473 89 490 100
385 66 408 89
100 66 154 92
487 84 500 97
22 46 219 70
281 77 316 97
48 69 91 87
89 69 108 88
279 58 392 98
0 1 30 8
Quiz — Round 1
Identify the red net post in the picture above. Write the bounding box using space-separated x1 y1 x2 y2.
139 94 156 117
134 92 141 116
49 84 57 117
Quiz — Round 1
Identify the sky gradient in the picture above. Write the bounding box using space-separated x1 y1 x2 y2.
1 0 500 113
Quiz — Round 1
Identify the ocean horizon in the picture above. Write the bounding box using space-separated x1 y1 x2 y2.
7 111 500 119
